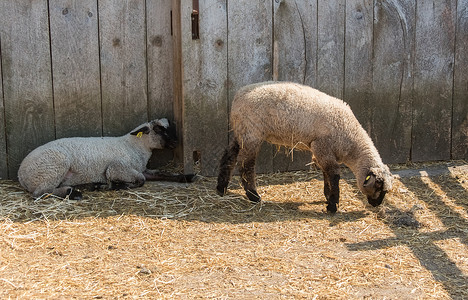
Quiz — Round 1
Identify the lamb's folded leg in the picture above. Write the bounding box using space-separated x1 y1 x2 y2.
143 170 196 183
105 162 146 189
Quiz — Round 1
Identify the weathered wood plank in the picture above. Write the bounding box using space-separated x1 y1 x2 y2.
181 0 228 176
372 0 415 163
228 0 273 174
147 0 174 120
100 0 147 136
49 0 101 138
344 0 373 132
412 0 456 161
0 37 7 179
273 0 316 86
0 0 55 178
146 0 176 168
452 0 468 159
272 0 317 171
171 0 184 166
317 0 345 99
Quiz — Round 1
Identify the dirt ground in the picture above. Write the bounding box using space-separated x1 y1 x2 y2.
0 161 467 299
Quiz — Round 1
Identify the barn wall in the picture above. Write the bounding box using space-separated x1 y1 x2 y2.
0 0 467 179
180 0 468 176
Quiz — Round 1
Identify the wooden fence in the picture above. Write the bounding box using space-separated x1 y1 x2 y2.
0 0 467 179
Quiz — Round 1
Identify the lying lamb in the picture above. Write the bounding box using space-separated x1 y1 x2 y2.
18 119 195 200
217 82 393 213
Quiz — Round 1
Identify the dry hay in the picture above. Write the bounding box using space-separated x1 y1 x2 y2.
0 161 467 299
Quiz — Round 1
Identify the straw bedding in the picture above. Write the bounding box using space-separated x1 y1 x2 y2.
0 161 467 299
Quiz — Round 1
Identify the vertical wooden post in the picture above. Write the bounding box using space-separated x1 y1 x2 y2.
171 0 185 167
178 0 229 176
0 35 7 179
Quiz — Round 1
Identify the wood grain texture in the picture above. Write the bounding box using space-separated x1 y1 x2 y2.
273 0 316 86
147 0 174 120
0 36 6 179
1 0 468 179
317 0 345 99
146 0 176 168
344 0 373 132
171 0 184 165
0 0 55 178
49 0 102 138
181 0 228 175
412 0 456 161
452 0 468 159
228 0 273 174
99 0 148 136
372 0 415 163
272 0 317 171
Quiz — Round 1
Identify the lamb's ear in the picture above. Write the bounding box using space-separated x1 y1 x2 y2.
130 126 150 136
156 118 170 129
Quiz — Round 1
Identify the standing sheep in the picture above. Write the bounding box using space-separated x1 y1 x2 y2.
18 119 195 200
216 82 393 213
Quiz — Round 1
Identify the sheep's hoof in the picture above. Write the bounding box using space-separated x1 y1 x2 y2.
216 185 227 197
68 188 83 201
180 174 197 183
246 190 261 203
326 203 337 213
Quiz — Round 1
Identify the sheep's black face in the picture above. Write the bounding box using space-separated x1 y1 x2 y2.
362 172 387 207
367 189 386 207
153 119 178 149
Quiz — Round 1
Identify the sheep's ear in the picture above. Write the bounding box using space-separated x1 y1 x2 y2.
364 172 383 189
363 172 376 188
156 118 170 129
130 126 150 136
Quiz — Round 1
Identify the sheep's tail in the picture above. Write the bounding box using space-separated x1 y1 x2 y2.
216 139 240 196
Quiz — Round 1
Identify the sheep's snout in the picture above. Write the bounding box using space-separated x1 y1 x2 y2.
154 119 178 149
362 171 388 207
367 190 386 207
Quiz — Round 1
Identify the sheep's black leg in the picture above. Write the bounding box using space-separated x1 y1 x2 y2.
144 170 196 183
323 171 332 200
108 181 133 190
323 170 340 213
67 188 83 200
216 140 240 196
239 155 261 202
73 182 108 191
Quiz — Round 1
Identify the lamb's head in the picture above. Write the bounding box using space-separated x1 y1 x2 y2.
130 118 177 149
360 165 393 207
